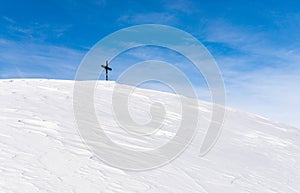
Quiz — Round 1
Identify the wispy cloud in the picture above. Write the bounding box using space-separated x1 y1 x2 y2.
201 19 300 127
1 16 72 41
162 0 197 14
0 38 85 79
118 12 177 25
2 16 16 24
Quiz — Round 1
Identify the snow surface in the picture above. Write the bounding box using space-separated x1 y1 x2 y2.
0 79 299 193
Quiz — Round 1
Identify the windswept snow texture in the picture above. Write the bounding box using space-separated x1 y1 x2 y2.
0 79 299 193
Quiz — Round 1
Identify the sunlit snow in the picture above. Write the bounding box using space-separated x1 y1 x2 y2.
1 79 299 193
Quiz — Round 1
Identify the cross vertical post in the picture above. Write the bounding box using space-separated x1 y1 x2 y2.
101 60 112 81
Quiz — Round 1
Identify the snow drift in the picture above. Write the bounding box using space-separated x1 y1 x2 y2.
0 79 299 193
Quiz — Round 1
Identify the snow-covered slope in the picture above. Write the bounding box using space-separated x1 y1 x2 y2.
1 79 299 193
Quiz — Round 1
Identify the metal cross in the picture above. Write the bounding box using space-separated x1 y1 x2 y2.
101 60 112 81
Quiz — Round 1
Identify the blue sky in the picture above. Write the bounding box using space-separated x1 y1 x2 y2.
0 0 300 127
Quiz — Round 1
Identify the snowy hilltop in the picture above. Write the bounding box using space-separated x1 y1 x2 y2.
1 79 299 193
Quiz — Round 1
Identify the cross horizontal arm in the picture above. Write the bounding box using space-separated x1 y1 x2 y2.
101 65 112 71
